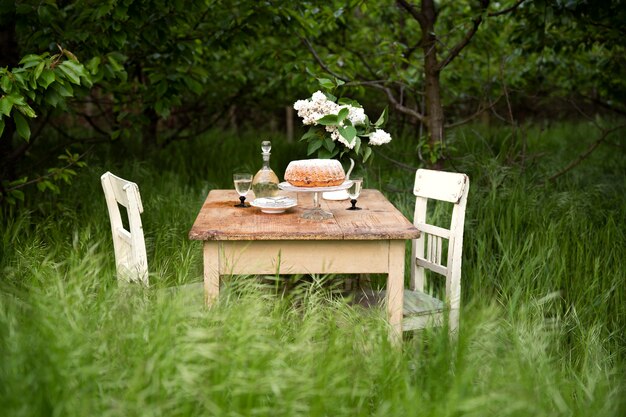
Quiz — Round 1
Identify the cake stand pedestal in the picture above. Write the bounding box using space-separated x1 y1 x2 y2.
278 181 353 220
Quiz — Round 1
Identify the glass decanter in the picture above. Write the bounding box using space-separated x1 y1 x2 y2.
252 140 280 198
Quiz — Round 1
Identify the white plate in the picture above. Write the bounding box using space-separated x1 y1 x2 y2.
250 197 297 214
278 180 353 193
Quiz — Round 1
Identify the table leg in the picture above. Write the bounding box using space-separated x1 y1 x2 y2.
203 242 220 305
387 240 405 344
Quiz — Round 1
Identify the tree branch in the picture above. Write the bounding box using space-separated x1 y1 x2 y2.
301 37 349 82
303 38 426 122
547 124 626 182
488 0 527 17
445 95 502 129
373 148 418 172
396 0 426 27
437 3 489 71
363 82 425 122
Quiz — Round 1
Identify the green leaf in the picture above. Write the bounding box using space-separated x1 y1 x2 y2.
52 82 73 97
44 89 62 107
58 62 81 84
317 77 334 90
337 97 360 107
183 77 203 95
374 107 388 127
337 107 349 123
34 61 45 81
354 136 362 155
155 81 168 97
19 54 42 67
0 96 14 116
10 189 24 202
40 69 55 88
301 126 320 141
316 114 338 125
362 145 372 163
13 111 30 141
323 136 335 152
307 139 323 155
318 147 338 159
1 76 11 93
338 125 357 144
86 56 101 75
0 118 4 137
154 99 171 118
17 104 37 118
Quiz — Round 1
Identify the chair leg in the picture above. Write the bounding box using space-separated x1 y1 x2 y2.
358 273 372 289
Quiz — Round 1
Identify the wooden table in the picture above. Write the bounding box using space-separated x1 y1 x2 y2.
188 189 420 340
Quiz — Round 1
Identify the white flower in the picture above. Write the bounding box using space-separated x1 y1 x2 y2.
294 91 391 157
293 92 340 125
369 129 392 146
293 99 308 111
330 128 356 149
311 90 327 102
343 105 366 125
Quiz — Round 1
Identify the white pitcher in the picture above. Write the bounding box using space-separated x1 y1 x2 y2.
322 158 354 201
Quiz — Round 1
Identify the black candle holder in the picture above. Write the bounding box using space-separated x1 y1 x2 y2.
347 199 361 210
234 196 249 207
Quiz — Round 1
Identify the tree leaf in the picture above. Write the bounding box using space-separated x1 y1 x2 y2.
40 69 55 88
323 136 335 152
316 114 338 125
17 104 37 118
1 76 11 93
0 96 14 116
34 61 45 81
0 118 4 137
354 136 361 155
337 107 349 123
374 107 388 127
301 126 320 141
13 111 31 141
317 77 334 90
10 189 24 202
307 139 323 155
58 62 81 84
362 145 372 163
338 125 357 143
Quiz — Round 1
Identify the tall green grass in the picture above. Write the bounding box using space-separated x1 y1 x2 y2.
1 122 624 416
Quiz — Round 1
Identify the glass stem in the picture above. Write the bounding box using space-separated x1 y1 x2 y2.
313 192 320 209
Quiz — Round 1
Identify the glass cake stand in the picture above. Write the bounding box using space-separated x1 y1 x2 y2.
278 181 353 220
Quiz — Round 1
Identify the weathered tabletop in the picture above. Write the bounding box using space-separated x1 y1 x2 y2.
188 189 419 241
188 188 419 342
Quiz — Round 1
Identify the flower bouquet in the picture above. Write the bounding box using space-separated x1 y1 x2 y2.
293 80 392 165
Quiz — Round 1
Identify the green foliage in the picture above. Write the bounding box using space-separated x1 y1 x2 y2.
0 50 92 141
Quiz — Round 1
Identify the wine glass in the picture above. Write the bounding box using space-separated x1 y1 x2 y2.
347 177 363 210
233 173 252 207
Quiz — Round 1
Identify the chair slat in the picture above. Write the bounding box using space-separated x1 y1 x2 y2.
415 222 451 239
415 257 448 276
414 169 468 203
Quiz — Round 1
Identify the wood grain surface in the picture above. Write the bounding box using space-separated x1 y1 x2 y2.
188 189 419 241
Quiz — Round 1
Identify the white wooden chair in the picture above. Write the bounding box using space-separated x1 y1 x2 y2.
101 172 149 285
404 168 470 332
354 168 469 333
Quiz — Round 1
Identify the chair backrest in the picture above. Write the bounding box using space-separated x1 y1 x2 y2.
411 168 470 330
101 172 148 285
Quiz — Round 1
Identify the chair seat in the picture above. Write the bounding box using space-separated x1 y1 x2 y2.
350 288 445 330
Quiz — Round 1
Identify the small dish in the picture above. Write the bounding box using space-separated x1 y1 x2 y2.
250 196 297 214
